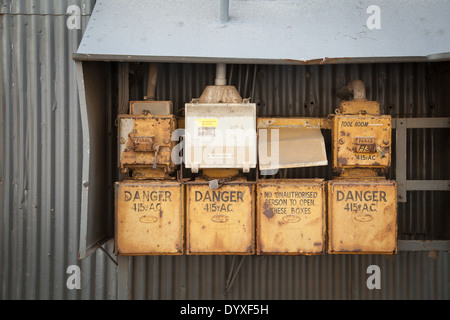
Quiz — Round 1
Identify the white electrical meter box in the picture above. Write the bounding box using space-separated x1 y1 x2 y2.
185 102 257 173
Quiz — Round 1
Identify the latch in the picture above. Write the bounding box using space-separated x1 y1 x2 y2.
152 145 160 169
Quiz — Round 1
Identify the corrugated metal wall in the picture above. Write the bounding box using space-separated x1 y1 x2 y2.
1 0 117 300
124 253 448 299
1 0 449 300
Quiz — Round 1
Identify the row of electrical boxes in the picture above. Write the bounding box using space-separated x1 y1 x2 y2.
115 178 397 255
114 71 397 256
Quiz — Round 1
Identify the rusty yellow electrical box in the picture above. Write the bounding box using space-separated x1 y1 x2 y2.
332 113 391 172
256 179 326 255
118 114 177 179
327 179 397 254
186 180 255 255
115 180 184 255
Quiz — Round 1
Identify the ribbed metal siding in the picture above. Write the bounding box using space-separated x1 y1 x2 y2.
126 252 448 300
1 0 117 299
1 1 449 300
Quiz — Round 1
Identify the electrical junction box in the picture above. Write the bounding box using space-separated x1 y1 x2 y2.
332 104 392 173
327 179 398 254
184 101 257 173
115 181 184 255
256 179 326 255
185 179 255 255
118 114 177 178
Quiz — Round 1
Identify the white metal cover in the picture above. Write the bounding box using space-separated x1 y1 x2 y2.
185 103 257 172
74 0 450 64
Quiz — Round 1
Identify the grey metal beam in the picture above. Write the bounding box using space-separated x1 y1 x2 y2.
406 180 450 191
117 256 131 300
392 117 450 202
398 240 450 252
118 63 129 115
396 119 407 202
391 117 450 129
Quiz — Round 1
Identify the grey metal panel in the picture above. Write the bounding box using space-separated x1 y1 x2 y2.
125 253 449 300
77 60 113 259
1 0 118 299
75 0 450 64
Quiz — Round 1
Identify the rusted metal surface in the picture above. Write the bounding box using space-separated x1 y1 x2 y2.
257 179 326 255
186 180 255 255
118 114 177 178
332 114 391 172
198 85 243 103
115 181 184 255
337 100 381 115
129 100 173 115
337 80 367 101
327 180 398 254
257 117 332 130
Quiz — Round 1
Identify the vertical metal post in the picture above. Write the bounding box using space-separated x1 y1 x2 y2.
117 62 131 300
118 256 131 299
118 62 129 114
396 119 407 202
215 63 227 85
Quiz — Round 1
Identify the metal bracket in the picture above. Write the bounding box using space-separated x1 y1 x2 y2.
393 117 450 202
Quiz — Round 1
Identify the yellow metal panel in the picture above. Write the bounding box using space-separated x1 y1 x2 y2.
257 117 331 129
332 114 391 170
115 181 184 255
257 179 326 255
186 183 255 255
118 114 177 173
327 180 397 254
338 100 380 115
129 100 173 115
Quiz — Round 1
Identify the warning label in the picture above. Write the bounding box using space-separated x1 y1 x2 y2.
261 188 321 218
197 118 218 127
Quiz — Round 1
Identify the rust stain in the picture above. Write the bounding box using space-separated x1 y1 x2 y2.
283 57 352 65
262 201 274 219
338 157 348 165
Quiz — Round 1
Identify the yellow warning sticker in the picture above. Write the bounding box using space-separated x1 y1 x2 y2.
197 118 218 127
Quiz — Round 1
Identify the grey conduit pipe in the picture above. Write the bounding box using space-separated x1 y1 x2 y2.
218 0 229 24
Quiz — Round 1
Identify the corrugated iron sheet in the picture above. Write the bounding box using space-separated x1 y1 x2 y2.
126 252 448 299
0 0 117 299
1 0 449 300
